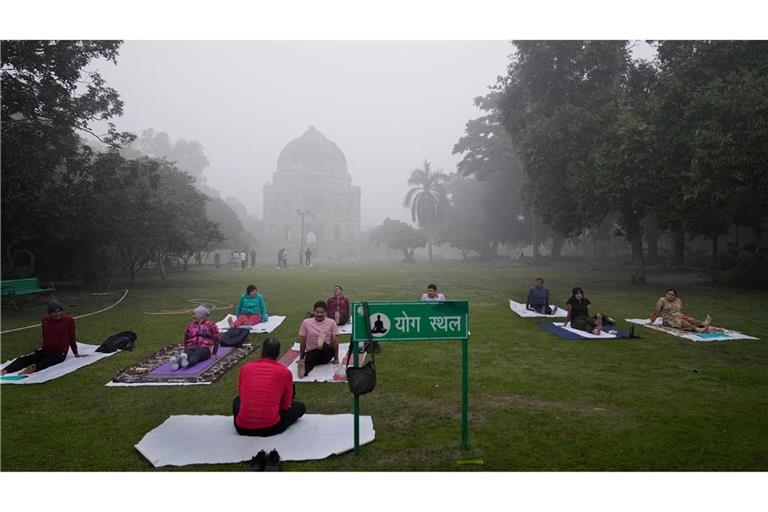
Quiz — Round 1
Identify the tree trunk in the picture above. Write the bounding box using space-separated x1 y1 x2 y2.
673 226 685 269
551 234 564 260
628 217 646 284
531 211 540 261
157 255 167 280
427 239 433 262
646 225 659 264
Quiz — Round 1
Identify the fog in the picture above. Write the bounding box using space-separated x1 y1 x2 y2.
93 41 517 227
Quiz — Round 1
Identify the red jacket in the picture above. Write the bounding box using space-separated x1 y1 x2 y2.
41 315 78 356
235 358 294 430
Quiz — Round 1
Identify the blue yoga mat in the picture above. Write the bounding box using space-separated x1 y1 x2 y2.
536 322 633 340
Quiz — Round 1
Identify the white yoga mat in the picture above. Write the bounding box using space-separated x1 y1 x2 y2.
1 342 119 385
337 323 352 335
105 380 212 387
135 413 375 467
286 342 361 383
625 318 759 342
556 322 617 339
509 299 567 318
216 314 286 333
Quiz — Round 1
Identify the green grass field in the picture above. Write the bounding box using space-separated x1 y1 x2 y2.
2 262 767 471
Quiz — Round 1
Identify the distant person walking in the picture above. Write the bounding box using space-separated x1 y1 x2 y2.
304 247 312 267
250 248 256 267
240 250 247 270
214 252 221 269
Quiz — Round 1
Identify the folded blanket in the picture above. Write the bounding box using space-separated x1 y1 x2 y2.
509 299 567 318
135 414 375 467
1 343 120 385
216 314 286 333
625 318 758 342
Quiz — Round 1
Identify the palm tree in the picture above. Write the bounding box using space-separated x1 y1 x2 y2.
403 160 450 261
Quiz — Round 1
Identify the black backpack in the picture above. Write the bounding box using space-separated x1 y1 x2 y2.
221 327 250 347
96 331 138 353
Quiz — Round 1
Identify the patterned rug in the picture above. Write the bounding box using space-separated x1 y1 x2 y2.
110 344 255 385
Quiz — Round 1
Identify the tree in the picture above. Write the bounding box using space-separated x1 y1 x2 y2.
453 91 533 253
652 41 768 268
499 41 663 281
403 160 450 261
369 218 427 263
1 40 134 265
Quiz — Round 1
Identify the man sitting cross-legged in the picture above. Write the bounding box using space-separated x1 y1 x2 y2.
1 299 87 376
233 338 306 436
297 300 339 378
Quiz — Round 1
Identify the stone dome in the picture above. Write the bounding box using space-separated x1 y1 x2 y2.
276 126 348 176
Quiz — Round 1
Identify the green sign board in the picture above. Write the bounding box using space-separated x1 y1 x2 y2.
351 301 469 342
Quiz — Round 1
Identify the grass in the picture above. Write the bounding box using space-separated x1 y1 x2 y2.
1 261 767 471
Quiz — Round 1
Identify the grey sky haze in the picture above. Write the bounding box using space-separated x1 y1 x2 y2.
94 41 513 227
94 41 655 228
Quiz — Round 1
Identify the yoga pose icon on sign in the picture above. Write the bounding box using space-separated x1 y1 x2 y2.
370 314 389 336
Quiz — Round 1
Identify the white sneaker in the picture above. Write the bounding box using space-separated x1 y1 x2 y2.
179 352 189 368
169 356 180 371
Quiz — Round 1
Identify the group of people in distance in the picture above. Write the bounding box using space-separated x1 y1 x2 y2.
525 277 713 335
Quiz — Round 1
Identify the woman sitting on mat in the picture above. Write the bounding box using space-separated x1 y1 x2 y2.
170 305 221 371
1 299 87 376
326 284 350 326
228 284 269 328
650 288 711 332
563 287 611 335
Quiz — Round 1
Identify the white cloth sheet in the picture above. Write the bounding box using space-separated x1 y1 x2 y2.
135 414 375 467
337 323 352 335
509 299 567 318
287 342 361 383
556 322 617 339
216 314 286 333
625 318 758 341
1 343 119 385
105 380 212 387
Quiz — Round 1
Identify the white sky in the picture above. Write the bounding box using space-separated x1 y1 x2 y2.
92 41 515 227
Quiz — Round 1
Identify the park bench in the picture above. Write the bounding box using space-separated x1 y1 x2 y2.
1 278 55 308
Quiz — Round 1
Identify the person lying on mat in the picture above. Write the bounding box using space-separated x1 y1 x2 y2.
228 284 269 328
562 287 611 335
420 283 446 301
297 300 339 378
649 288 712 332
1 299 86 376
170 305 221 371
326 284 350 326
526 277 557 314
233 338 306 436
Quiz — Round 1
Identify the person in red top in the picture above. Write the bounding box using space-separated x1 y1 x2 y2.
233 338 306 436
1 299 87 376
326 284 350 326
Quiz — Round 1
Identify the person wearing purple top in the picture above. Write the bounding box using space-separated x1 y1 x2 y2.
326 285 350 326
526 277 557 315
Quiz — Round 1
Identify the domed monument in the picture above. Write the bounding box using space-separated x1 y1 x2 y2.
262 126 361 263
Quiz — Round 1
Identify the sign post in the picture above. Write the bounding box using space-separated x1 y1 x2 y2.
351 300 470 453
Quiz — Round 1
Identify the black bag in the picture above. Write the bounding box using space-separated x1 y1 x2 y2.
221 327 250 347
95 331 137 353
346 301 376 396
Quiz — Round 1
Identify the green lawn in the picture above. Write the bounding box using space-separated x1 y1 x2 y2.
2 262 767 471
